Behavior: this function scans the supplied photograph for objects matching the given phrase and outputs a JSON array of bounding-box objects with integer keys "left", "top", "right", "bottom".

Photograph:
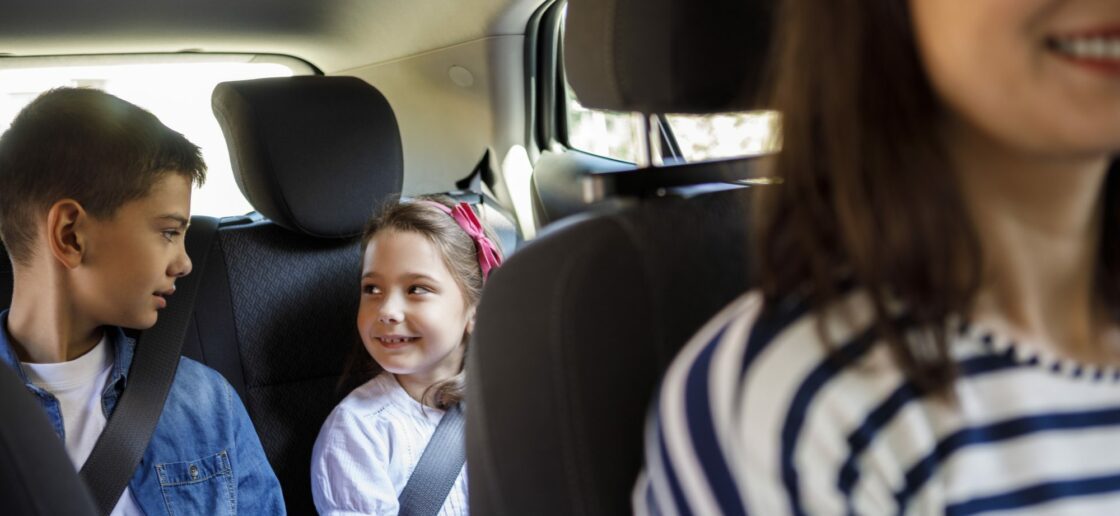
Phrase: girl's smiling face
[
  {"left": 910, "top": 0, "right": 1120, "bottom": 158},
  {"left": 357, "top": 229, "right": 474, "bottom": 393}
]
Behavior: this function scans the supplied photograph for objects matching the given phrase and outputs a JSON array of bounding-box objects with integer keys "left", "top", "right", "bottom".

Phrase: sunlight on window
[
  {"left": 566, "top": 88, "right": 643, "bottom": 163},
  {"left": 666, "top": 112, "right": 780, "bottom": 162},
  {"left": 0, "top": 56, "right": 308, "bottom": 217},
  {"left": 565, "top": 83, "right": 779, "bottom": 164}
]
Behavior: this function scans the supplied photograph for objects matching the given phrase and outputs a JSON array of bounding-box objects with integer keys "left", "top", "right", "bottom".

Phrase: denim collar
[{"left": 0, "top": 309, "right": 135, "bottom": 389}]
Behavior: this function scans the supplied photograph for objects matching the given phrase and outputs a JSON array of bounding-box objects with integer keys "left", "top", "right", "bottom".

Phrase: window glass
[
  {"left": 666, "top": 112, "right": 780, "bottom": 162},
  {"left": 0, "top": 55, "right": 311, "bottom": 217},
  {"left": 564, "top": 85, "right": 643, "bottom": 163},
  {"left": 564, "top": 82, "right": 780, "bottom": 164}
]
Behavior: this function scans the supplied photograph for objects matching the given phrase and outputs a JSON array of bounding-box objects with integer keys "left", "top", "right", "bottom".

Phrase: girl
[
  {"left": 311, "top": 196, "right": 502, "bottom": 515},
  {"left": 638, "top": 0, "right": 1120, "bottom": 514}
]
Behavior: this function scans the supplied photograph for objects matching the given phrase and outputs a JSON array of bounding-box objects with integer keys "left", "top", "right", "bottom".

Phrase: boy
[{"left": 0, "top": 88, "right": 284, "bottom": 514}]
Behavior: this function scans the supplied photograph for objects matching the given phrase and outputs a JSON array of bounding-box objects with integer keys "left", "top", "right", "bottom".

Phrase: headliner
[{"left": 0, "top": 0, "right": 545, "bottom": 72}]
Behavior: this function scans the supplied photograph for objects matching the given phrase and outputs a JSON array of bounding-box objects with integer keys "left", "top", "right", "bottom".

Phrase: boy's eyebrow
[{"left": 156, "top": 214, "right": 190, "bottom": 228}]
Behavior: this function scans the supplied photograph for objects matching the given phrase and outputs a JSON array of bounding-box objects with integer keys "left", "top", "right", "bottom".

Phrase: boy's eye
[{"left": 161, "top": 230, "right": 181, "bottom": 242}]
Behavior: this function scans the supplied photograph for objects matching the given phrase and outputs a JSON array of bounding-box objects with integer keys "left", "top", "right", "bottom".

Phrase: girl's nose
[
  {"left": 378, "top": 306, "right": 403, "bottom": 324},
  {"left": 378, "top": 312, "right": 400, "bottom": 324}
]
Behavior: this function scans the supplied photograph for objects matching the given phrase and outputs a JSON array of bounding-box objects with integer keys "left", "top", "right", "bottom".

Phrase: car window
[
  {"left": 665, "top": 112, "right": 780, "bottom": 162},
  {"left": 0, "top": 54, "right": 312, "bottom": 217},
  {"left": 564, "top": 85, "right": 645, "bottom": 163},
  {"left": 562, "top": 74, "right": 779, "bottom": 165}
]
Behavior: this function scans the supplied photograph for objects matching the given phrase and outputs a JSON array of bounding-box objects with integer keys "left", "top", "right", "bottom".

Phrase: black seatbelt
[
  {"left": 454, "top": 150, "right": 521, "bottom": 232},
  {"left": 78, "top": 216, "right": 219, "bottom": 515},
  {"left": 454, "top": 151, "right": 491, "bottom": 193},
  {"left": 398, "top": 403, "right": 467, "bottom": 516}
]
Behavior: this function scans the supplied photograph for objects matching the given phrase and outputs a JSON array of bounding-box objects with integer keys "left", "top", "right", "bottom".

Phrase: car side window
[
  {"left": 563, "top": 86, "right": 645, "bottom": 163},
  {"left": 546, "top": 1, "right": 780, "bottom": 166},
  {"left": 665, "top": 112, "right": 780, "bottom": 162}
]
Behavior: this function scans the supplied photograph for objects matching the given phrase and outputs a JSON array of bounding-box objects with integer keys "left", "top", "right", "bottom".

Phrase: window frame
[{"left": 531, "top": 1, "right": 683, "bottom": 164}]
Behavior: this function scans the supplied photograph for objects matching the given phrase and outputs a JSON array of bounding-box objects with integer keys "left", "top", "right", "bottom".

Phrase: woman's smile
[{"left": 1048, "top": 27, "right": 1120, "bottom": 75}]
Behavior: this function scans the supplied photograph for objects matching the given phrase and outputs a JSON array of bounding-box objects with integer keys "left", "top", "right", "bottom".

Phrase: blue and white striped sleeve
[
  {"left": 634, "top": 293, "right": 764, "bottom": 515},
  {"left": 634, "top": 291, "right": 894, "bottom": 515}
]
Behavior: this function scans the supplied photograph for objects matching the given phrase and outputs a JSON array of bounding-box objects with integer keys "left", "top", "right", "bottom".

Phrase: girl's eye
[
  {"left": 362, "top": 284, "right": 381, "bottom": 295},
  {"left": 409, "top": 285, "right": 433, "bottom": 295}
]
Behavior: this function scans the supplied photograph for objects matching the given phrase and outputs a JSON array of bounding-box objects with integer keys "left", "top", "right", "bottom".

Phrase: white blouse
[{"left": 311, "top": 372, "right": 468, "bottom": 515}]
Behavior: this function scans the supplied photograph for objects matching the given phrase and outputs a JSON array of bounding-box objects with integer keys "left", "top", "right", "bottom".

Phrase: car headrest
[
  {"left": 564, "top": 0, "right": 775, "bottom": 114},
  {"left": 212, "top": 76, "right": 403, "bottom": 238}
]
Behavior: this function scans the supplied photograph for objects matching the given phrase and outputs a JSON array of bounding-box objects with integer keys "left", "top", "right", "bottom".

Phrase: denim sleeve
[{"left": 226, "top": 381, "right": 287, "bottom": 515}]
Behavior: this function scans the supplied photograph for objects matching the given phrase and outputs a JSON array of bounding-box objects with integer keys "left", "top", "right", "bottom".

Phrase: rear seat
[
  {"left": 191, "top": 75, "right": 404, "bottom": 513},
  {"left": 0, "top": 75, "right": 521, "bottom": 514},
  {"left": 202, "top": 75, "right": 521, "bottom": 513}
]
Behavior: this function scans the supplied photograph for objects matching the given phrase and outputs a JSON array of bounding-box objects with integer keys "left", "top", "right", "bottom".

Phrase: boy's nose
[{"left": 171, "top": 253, "right": 193, "bottom": 278}]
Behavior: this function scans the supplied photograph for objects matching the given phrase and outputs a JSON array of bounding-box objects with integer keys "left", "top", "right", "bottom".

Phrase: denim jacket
[{"left": 0, "top": 310, "right": 285, "bottom": 515}]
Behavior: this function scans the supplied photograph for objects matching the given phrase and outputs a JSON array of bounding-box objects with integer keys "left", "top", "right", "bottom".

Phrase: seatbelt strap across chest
[{"left": 398, "top": 403, "right": 467, "bottom": 516}]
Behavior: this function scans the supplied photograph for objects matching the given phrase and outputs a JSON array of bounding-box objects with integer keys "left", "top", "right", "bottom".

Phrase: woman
[{"left": 637, "top": 0, "right": 1120, "bottom": 513}]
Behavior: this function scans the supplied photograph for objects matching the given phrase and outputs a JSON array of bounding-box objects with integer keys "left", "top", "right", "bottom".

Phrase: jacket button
[{"left": 189, "top": 465, "right": 199, "bottom": 479}]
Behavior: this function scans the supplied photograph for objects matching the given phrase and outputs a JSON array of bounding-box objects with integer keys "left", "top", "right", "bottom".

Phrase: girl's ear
[{"left": 465, "top": 305, "right": 477, "bottom": 335}]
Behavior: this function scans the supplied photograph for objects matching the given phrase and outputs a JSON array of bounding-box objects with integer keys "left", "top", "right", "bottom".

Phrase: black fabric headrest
[
  {"left": 564, "top": 0, "right": 775, "bottom": 114},
  {"left": 212, "top": 76, "right": 403, "bottom": 238}
]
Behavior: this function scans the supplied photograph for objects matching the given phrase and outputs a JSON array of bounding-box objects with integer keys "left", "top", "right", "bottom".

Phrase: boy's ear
[{"left": 46, "top": 199, "right": 87, "bottom": 270}]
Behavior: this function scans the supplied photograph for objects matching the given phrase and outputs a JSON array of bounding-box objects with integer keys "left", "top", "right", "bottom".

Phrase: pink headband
[{"left": 421, "top": 201, "right": 503, "bottom": 281}]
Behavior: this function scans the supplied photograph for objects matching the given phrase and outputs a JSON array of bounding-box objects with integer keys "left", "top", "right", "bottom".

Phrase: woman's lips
[{"left": 1047, "top": 32, "right": 1120, "bottom": 75}]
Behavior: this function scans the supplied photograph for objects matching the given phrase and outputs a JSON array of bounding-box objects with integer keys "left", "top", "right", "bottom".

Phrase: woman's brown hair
[
  {"left": 756, "top": 0, "right": 1120, "bottom": 392},
  {"left": 338, "top": 195, "right": 503, "bottom": 409}
]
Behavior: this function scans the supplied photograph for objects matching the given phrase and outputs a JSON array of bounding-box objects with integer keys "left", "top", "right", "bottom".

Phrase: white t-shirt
[
  {"left": 23, "top": 337, "right": 143, "bottom": 516},
  {"left": 311, "top": 372, "right": 469, "bottom": 515}
]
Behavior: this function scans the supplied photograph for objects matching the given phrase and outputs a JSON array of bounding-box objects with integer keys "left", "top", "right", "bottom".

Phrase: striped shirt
[
  {"left": 311, "top": 372, "right": 468, "bottom": 515},
  {"left": 635, "top": 291, "right": 1120, "bottom": 515}
]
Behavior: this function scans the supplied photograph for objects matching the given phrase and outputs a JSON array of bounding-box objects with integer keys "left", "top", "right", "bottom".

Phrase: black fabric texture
[
  {"left": 564, "top": 0, "right": 775, "bottom": 113},
  {"left": 181, "top": 219, "right": 249, "bottom": 401},
  {"left": 468, "top": 186, "right": 758, "bottom": 515},
  {"left": 218, "top": 220, "right": 361, "bottom": 514},
  {"left": 0, "top": 359, "right": 98, "bottom": 515},
  {"left": 211, "top": 76, "right": 403, "bottom": 238}
]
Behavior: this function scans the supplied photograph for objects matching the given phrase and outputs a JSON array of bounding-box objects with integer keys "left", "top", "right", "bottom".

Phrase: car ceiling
[{"left": 0, "top": 0, "right": 546, "bottom": 73}]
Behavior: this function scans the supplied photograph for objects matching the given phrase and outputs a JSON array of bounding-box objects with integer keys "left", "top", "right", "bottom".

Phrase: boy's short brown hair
[{"left": 0, "top": 87, "right": 207, "bottom": 265}]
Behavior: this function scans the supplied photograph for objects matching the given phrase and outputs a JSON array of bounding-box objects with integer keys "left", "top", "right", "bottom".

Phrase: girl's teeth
[{"left": 382, "top": 337, "right": 415, "bottom": 343}]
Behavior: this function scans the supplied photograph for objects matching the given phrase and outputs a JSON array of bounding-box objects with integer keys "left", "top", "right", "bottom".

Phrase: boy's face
[{"left": 70, "top": 174, "right": 193, "bottom": 330}]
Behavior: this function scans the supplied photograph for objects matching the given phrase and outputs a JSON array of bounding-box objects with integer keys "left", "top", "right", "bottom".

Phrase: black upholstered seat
[
  {"left": 195, "top": 75, "right": 405, "bottom": 514},
  {"left": 466, "top": 0, "right": 775, "bottom": 513},
  {"left": 0, "top": 354, "right": 98, "bottom": 515}
]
